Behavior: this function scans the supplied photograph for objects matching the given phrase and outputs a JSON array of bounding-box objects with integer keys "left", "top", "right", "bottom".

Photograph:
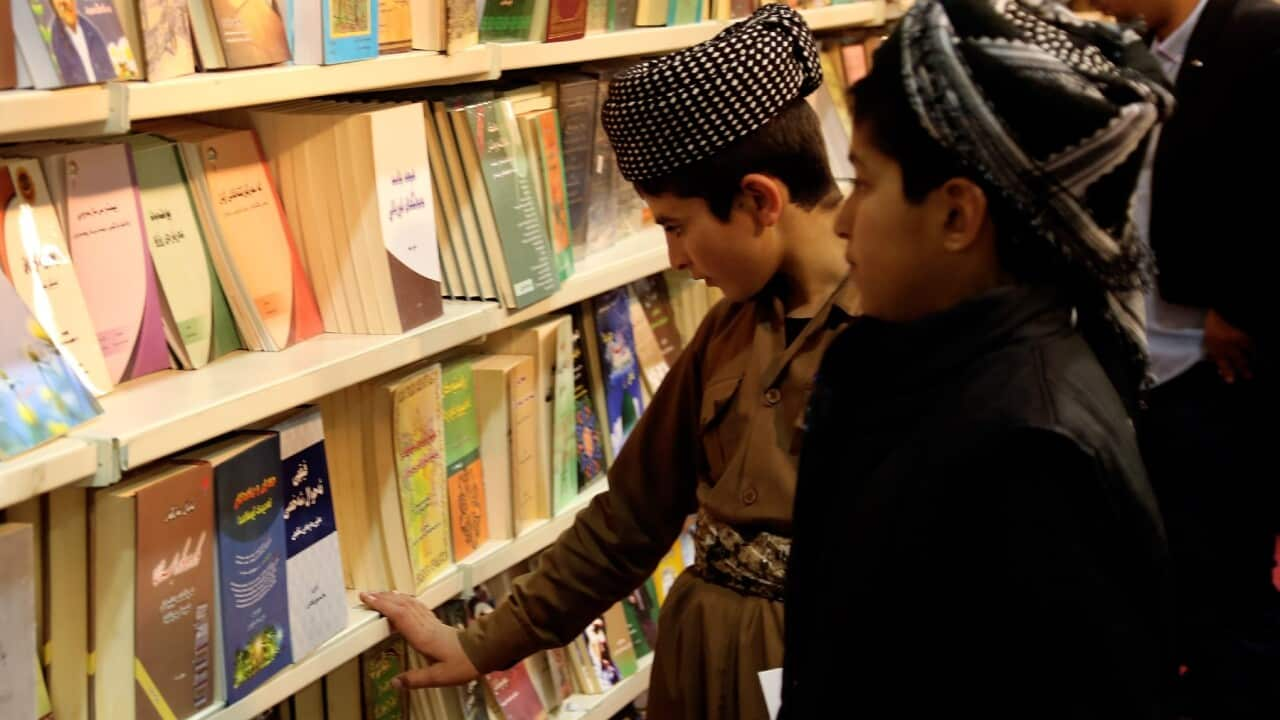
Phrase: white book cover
[
  {"left": 0, "top": 524, "right": 36, "bottom": 720},
  {"left": 270, "top": 407, "right": 350, "bottom": 660}
]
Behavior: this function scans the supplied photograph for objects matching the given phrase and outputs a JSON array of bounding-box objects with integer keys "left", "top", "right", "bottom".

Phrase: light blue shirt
[{"left": 1134, "top": 0, "right": 1210, "bottom": 386}]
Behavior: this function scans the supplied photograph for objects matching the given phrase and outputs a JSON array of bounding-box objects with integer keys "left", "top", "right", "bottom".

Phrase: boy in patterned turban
[
  {"left": 783, "top": 0, "right": 1176, "bottom": 716},
  {"left": 363, "top": 6, "right": 862, "bottom": 718}
]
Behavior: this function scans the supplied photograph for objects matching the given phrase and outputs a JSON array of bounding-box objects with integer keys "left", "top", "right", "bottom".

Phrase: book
[
  {"left": 551, "top": 75, "right": 597, "bottom": 262},
  {"left": 607, "top": 0, "right": 634, "bottom": 29},
  {"left": 629, "top": 275, "right": 683, "bottom": 366},
  {"left": 0, "top": 159, "right": 115, "bottom": 396},
  {"left": 478, "top": 0, "right": 536, "bottom": 41},
  {"left": 0, "top": 0, "right": 15, "bottom": 88},
  {"left": 14, "top": 0, "right": 138, "bottom": 87},
  {"left": 570, "top": 310, "right": 606, "bottom": 491},
  {"left": 519, "top": 110, "right": 574, "bottom": 283},
  {"left": 444, "top": 0, "right": 476, "bottom": 51},
  {"left": 626, "top": 284, "right": 670, "bottom": 394},
  {"left": 210, "top": 0, "right": 290, "bottom": 68},
  {"left": 378, "top": 0, "right": 410, "bottom": 51},
  {"left": 91, "top": 461, "right": 216, "bottom": 720},
  {"left": 0, "top": 273, "right": 100, "bottom": 459},
  {"left": 0, "top": 524, "right": 36, "bottom": 720},
  {"left": 443, "top": 358, "right": 489, "bottom": 560},
  {"left": 621, "top": 582, "right": 658, "bottom": 656},
  {"left": 138, "top": 0, "right": 196, "bottom": 80},
  {"left": 437, "top": 600, "right": 491, "bottom": 720},
  {"left": 323, "top": 0, "right": 378, "bottom": 62},
  {"left": 62, "top": 143, "right": 172, "bottom": 383},
  {"left": 469, "top": 583, "right": 548, "bottom": 719},
  {"left": 582, "top": 615, "right": 619, "bottom": 689},
  {"left": 254, "top": 406, "right": 349, "bottom": 661},
  {"left": 544, "top": 0, "right": 585, "bottom": 41},
  {"left": 602, "top": 602, "right": 637, "bottom": 678},
  {"left": 472, "top": 354, "right": 540, "bottom": 537},
  {"left": 586, "top": 289, "right": 644, "bottom": 459},
  {"left": 361, "top": 636, "right": 407, "bottom": 720},
  {"left": 127, "top": 135, "right": 245, "bottom": 369},
  {"left": 177, "top": 433, "right": 293, "bottom": 704}
]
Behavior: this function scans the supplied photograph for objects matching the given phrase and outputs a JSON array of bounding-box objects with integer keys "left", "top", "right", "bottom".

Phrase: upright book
[
  {"left": 442, "top": 358, "right": 489, "bottom": 560},
  {"left": 12, "top": 0, "right": 138, "bottom": 87},
  {"left": 570, "top": 310, "right": 606, "bottom": 490},
  {"left": 583, "top": 289, "right": 644, "bottom": 460},
  {"left": 0, "top": 524, "right": 36, "bottom": 720},
  {"left": 361, "top": 635, "right": 407, "bottom": 720},
  {"left": 209, "top": 0, "right": 290, "bottom": 68},
  {"left": 471, "top": 354, "right": 540, "bottom": 537},
  {"left": 91, "top": 461, "right": 217, "bottom": 720},
  {"left": 177, "top": 433, "right": 293, "bottom": 704}
]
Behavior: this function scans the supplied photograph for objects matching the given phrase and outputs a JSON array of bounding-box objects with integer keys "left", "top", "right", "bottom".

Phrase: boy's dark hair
[{"left": 634, "top": 99, "right": 838, "bottom": 222}]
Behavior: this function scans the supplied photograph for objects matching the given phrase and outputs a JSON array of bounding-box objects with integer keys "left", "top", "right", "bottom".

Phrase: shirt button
[
  {"left": 763, "top": 388, "right": 782, "bottom": 407},
  {"left": 742, "top": 487, "right": 759, "bottom": 505}
]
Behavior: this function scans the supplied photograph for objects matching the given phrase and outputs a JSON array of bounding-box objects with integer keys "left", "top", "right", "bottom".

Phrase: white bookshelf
[
  {"left": 497, "top": 23, "right": 723, "bottom": 71},
  {"left": 0, "top": 438, "right": 98, "bottom": 511},
  {"left": 555, "top": 654, "right": 655, "bottom": 720}
]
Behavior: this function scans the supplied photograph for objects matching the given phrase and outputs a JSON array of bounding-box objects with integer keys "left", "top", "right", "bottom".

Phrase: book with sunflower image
[{"left": 0, "top": 272, "right": 99, "bottom": 460}]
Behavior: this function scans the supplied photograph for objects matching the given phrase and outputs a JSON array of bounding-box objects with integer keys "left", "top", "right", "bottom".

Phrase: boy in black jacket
[{"left": 781, "top": 0, "right": 1176, "bottom": 717}]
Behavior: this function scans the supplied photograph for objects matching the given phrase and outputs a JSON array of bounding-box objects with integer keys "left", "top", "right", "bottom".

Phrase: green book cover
[
  {"left": 552, "top": 317, "right": 578, "bottom": 514},
  {"left": 361, "top": 636, "right": 407, "bottom": 720},
  {"left": 126, "top": 135, "right": 243, "bottom": 365},
  {"left": 464, "top": 100, "right": 560, "bottom": 308},
  {"left": 443, "top": 359, "right": 489, "bottom": 559},
  {"left": 479, "top": 0, "right": 537, "bottom": 41}
]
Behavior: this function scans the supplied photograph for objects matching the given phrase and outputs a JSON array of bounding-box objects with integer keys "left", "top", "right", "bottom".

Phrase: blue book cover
[
  {"left": 592, "top": 289, "right": 644, "bottom": 457},
  {"left": 207, "top": 434, "right": 293, "bottom": 704},
  {"left": 323, "top": 0, "right": 379, "bottom": 63},
  {"left": 262, "top": 407, "right": 349, "bottom": 661},
  {"left": 571, "top": 311, "right": 605, "bottom": 491}
]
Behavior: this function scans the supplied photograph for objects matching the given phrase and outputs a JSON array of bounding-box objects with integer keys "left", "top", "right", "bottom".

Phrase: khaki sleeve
[{"left": 457, "top": 303, "right": 726, "bottom": 672}]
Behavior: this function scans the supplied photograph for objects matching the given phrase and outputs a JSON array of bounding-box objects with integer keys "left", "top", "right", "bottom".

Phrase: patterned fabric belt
[{"left": 692, "top": 508, "right": 791, "bottom": 602}]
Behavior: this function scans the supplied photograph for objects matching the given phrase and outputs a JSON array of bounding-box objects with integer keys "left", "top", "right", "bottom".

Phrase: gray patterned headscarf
[{"left": 897, "top": 0, "right": 1174, "bottom": 375}]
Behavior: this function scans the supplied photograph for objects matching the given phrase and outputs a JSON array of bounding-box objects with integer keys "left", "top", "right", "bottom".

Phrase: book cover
[
  {"left": 626, "top": 285, "right": 669, "bottom": 393},
  {"left": 203, "top": 434, "right": 293, "bottom": 704},
  {"left": 0, "top": 273, "right": 100, "bottom": 460},
  {"left": 665, "top": 0, "right": 696, "bottom": 24},
  {"left": 584, "top": 0, "right": 605, "bottom": 33},
  {"left": 0, "top": 160, "right": 114, "bottom": 396},
  {"left": 63, "top": 143, "right": 171, "bottom": 383},
  {"left": 478, "top": 0, "right": 536, "bottom": 41},
  {"left": 323, "top": 0, "right": 377, "bottom": 62},
  {"left": 438, "top": 600, "right": 491, "bottom": 720},
  {"left": 468, "top": 584, "right": 547, "bottom": 720},
  {"left": 582, "top": 615, "right": 619, "bottom": 689},
  {"left": 552, "top": 75, "right": 597, "bottom": 262},
  {"left": 544, "top": 0, "right": 584, "bottom": 41},
  {"left": 0, "top": 524, "right": 35, "bottom": 720},
  {"left": 445, "top": 0, "right": 477, "bottom": 52},
  {"left": 527, "top": 110, "right": 574, "bottom": 282},
  {"left": 266, "top": 407, "right": 349, "bottom": 661},
  {"left": 210, "top": 0, "right": 290, "bottom": 68},
  {"left": 28, "top": 0, "right": 139, "bottom": 85},
  {"left": 361, "top": 635, "right": 407, "bottom": 720},
  {"left": 134, "top": 462, "right": 216, "bottom": 720},
  {"left": 550, "top": 317, "right": 576, "bottom": 514},
  {"left": 591, "top": 288, "right": 644, "bottom": 457},
  {"left": 621, "top": 583, "right": 657, "bottom": 657},
  {"left": 602, "top": 602, "right": 637, "bottom": 678},
  {"left": 506, "top": 356, "right": 539, "bottom": 533},
  {"left": 1, "top": 0, "right": 18, "bottom": 88},
  {"left": 570, "top": 311, "right": 605, "bottom": 491},
  {"left": 635, "top": 0, "right": 665, "bottom": 25},
  {"left": 607, "top": 0, "right": 634, "bottom": 29},
  {"left": 442, "top": 359, "right": 489, "bottom": 560},
  {"left": 197, "top": 129, "right": 323, "bottom": 350},
  {"left": 377, "top": 0, "right": 409, "bottom": 51},
  {"left": 629, "top": 275, "right": 683, "bottom": 367},
  {"left": 390, "top": 364, "right": 453, "bottom": 589},
  {"left": 139, "top": 0, "right": 195, "bottom": 80},
  {"left": 369, "top": 104, "right": 445, "bottom": 331},
  {"left": 463, "top": 100, "right": 560, "bottom": 308}
]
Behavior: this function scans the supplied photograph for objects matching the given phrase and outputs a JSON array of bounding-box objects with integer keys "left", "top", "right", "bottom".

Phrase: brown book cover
[
  {"left": 134, "top": 463, "right": 216, "bottom": 720},
  {"left": 545, "top": 0, "right": 586, "bottom": 42},
  {"left": 552, "top": 75, "right": 599, "bottom": 261},
  {"left": 0, "top": 0, "right": 16, "bottom": 88},
  {"left": 378, "top": 0, "right": 412, "bottom": 52},
  {"left": 630, "top": 275, "right": 683, "bottom": 367},
  {"left": 210, "top": 0, "right": 290, "bottom": 68}
]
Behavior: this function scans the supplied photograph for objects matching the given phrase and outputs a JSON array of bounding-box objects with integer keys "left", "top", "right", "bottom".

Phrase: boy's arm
[{"left": 456, "top": 304, "right": 720, "bottom": 673}]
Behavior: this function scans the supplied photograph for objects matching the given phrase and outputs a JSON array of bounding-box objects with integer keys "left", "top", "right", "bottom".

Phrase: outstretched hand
[{"left": 359, "top": 591, "right": 481, "bottom": 689}]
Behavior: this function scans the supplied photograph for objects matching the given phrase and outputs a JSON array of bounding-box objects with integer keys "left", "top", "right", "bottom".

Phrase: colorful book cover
[
  {"left": 0, "top": 160, "right": 114, "bottom": 396},
  {"left": 582, "top": 615, "right": 619, "bottom": 689},
  {"left": 621, "top": 582, "right": 658, "bottom": 656},
  {"left": 551, "top": 318, "right": 576, "bottom": 514},
  {"left": 28, "top": 0, "right": 139, "bottom": 85},
  {"left": 438, "top": 600, "right": 491, "bottom": 720},
  {"left": 553, "top": 75, "right": 597, "bottom": 262},
  {"left": 544, "top": 0, "right": 584, "bottom": 41},
  {"left": 626, "top": 285, "right": 670, "bottom": 393},
  {"left": 209, "top": 0, "right": 290, "bottom": 68},
  {"left": 570, "top": 311, "right": 605, "bottom": 491},
  {"left": 0, "top": 524, "right": 36, "bottom": 720},
  {"left": 529, "top": 110, "right": 574, "bottom": 282},
  {"left": 468, "top": 584, "right": 547, "bottom": 720},
  {"left": 63, "top": 143, "right": 171, "bottom": 383},
  {"left": 377, "top": 0, "right": 409, "bottom": 51},
  {"left": 463, "top": 100, "right": 560, "bottom": 308},
  {"left": 0, "top": 274, "right": 99, "bottom": 459},
  {"left": 139, "top": 0, "right": 195, "bottom": 80},
  {"left": 267, "top": 407, "right": 348, "bottom": 661},
  {"left": 197, "top": 129, "right": 323, "bottom": 350},
  {"left": 478, "top": 0, "right": 536, "bottom": 41},
  {"left": 607, "top": 0, "right": 635, "bottom": 29},
  {"left": 591, "top": 288, "right": 644, "bottom": 457},
  {"left": 630, "top": 275, "right": 683, "bottom": 366},
  {"left": 369, "top": 104, "right": 445, "bottom": 331},
  {"left": 443, "top": 359, "right": 489, "bottom": 560},
  {"left": 651, "top": 531, "right": 684, "bottom": 607},
  {"left": 361, "top": 636, "right": 407, "bottom": 720},
  {"left": 445, "top": 0, "right": 477, "bottom": 52},
  {"left": 134, "top": 462, "right": 216, "bottom": 720},
  {"left": 390, "top": 364, "right": 452, "bottom": 589},
  {"left": 129, "top": 136, "right": 244, "bottom": 369},
  {"left": 323, "top": 0, "right": 377, "bottom": 62},
  {"left": 205, "top": 434, "right": 293, "bottom": 704},
  {"left": 602, "top": 602, "right": 637, "bottom": 678},
  {"left": 665, "top": 0, "right": 697, "bottom": 24}
]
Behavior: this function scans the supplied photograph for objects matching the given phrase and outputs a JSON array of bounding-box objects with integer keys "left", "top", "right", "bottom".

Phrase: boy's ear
[
  {"left": 937, "top": 177, "right": 989, "bottom": 253},
  {"left": 740, "top": 173, "right": 786, "bottom": 227}
]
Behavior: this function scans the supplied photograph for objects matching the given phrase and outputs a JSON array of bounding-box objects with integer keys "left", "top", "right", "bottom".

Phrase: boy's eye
[{"left": 662, "top": 225, "right": 682, "bottom": 236}]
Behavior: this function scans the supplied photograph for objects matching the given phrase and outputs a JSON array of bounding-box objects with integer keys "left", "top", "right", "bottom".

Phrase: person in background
[
  {"left": 361, "top": 6, "right": 858, "bottom": 718},
  {"left": 782, "top": 0, "right": 1176, "bottom": 716},
  {"left": 1089, "top": 0, "right": 1280, "bottom": 713}
]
